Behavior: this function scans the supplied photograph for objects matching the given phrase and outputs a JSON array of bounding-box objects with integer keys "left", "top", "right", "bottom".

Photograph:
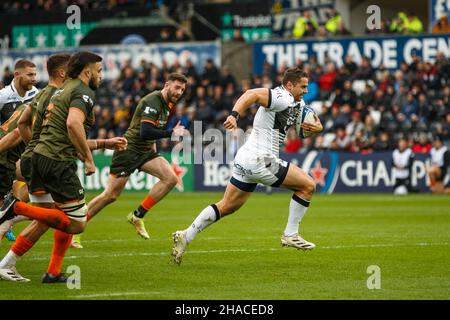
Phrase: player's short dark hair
[
  {"left": 47, "top": 53, "right": 71, "bottom": 78},
  {"left": 167, "top": 73, "right": 188, "bottom": 84},
  {"left": 67, "top": 51, "right": 102, "bottom": 79},
  {"left": 14, "top": 59, "right": 36, "bottom": 70},
  {"left": 282, "top": 67, "right": 308, "bottom": 86}
]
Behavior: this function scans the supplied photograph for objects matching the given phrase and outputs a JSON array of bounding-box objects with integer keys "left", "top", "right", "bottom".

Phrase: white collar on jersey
[{"left": 280, "top": 84, "right": 300, "bottom": 102}]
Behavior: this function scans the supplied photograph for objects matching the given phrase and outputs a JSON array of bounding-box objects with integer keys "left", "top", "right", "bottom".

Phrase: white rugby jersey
[
  {"left": 0, "top": 81, "right": 38, "bottom": 124},
  {"left": 430, "top": 146, "right": 449, "bottom": 167},
  {"left": 244, "top": 86, "right": 305, "bottom": 156},
  {"left": 392, "top": 148, "right": 413, "bottom": 179}
]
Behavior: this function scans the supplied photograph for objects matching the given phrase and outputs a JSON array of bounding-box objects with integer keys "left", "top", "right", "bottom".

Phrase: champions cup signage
[
  {"left": 253, "top": 34, "right": 450, "bottom": 74},
  {"left": 195, "top": 151, "right": 444, "bottom": 193}
]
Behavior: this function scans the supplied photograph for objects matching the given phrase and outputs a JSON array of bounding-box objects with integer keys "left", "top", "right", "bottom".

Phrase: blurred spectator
[
  {"left": 412, "top": 134, "right": 432, "bottom": 153},
  {"left": 330, "top": 125, "right": 352, "bottom": 151},
  {"left": 336, "top": 18, "right": 351, "bottom": 35},
  {"left": 346, "top": 111, "right": 364, "bottom": 137},
  {"left": 373, "top": 131, "right": 395, "bottom": 151},
  {"left": 392, "top": 137, "right": 416, "bottom": 194},
  {"left": 292, "top": 10, "right": 319, "bottom": 39},
  {"left": 333, "top": 80, "right": 357, "bottom": 107},
  {"left": 284, "top": 127, "right": 302, "bottom": 153},
  {"left": 201, "top": 59, "right": 220, "bottom": 86},
  {"left": 318, "top": 62, "right": 337, "bottom": 100},
  {"left": 344, "top": 55, "right": 357, "bottom": 75},
  {"left": 354, "top": 56, "right": 373, "bottom": 80},
  {"left": 174, "top": 28, "right": 190, "bottom": 42},
  {"left": 432, "top": 15, "right": 450, "bottom": 33},
  {"left": 390, "top": 12, "right": 424, "bottom": 34},
  {"left": 303, "top": 80, "right": 319, "bottom": 103},
  {"left": 325, "top": 9, "right": 342, "bottom": 35},
  {"left": 427, "top": 135, "right": 450, "bottom": 193},
  {"left": 2, "top": 67, "right": 13, "bottom": 85},
  {"left": 229, "top": 29, "right": 245, "bottom": 42},
  {"left": 155, "top": 28, "right": 173, "bottom": 42},
  {"left": 168, "top": 104, "right": 190, "bottom": 130}
]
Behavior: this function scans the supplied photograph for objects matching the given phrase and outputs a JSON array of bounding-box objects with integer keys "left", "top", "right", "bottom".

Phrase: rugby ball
[{"left": 295, "top": 105, "right": 317, "bottom": 139}]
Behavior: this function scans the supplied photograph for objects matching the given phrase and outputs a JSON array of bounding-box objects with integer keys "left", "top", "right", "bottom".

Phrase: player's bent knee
[
  {"left": 66, "top": 222, "right": 87, "bottom": 234},
  {"left": 298, "top": 177, "right": 316, "bottom": 196},
  {"left": 307, "top": 179, "right": 316, "bottom": 195},
  {"left": 164, "top": 173, "right": 178, "bottom": 189},
  {"left": 59, "top": 203, "right": 88, "bottom": 231}
]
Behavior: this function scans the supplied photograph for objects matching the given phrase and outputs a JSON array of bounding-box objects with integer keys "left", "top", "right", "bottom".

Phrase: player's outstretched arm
[
  {"left": 17, "top": 103, "right": 33, "bottom": 143},
  {"left": 0, "top": 128, "right": 22, "bottom": 153},
  {"left": 86, "top": 137, "right": 128, "bottom": 151},
  {"left": 224, "top": 88, "right": 269, "bottom": 130},
  {"left": 140, "top": 120, "right": 186, "bottom": 140}
]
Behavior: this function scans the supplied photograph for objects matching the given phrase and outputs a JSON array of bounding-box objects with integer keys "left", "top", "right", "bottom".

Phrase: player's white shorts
[{"left": 230, "top": 146, "right": 290, "bottom": 192}]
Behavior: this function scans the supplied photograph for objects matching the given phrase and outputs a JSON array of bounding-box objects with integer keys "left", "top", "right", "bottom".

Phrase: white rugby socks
[
  {"left": 186, "top": 204, "right": 221, "bottom": 243},
  {"left": 0, "top": 250, "right": 19, "bottom": 269},
  {"left": 283, "top": 194, "right": 310, "bottom": 236}
]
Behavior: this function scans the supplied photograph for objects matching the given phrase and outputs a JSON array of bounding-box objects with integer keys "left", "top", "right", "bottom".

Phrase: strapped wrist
[{"left": 230, "top": 111, "right": 240, "bottom": 121}]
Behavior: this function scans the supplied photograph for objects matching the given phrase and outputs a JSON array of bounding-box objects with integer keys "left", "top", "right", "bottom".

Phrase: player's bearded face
[
  {"left": 18, "top": 67, "right": 37, "bottom": 91},
  {"left": 88, "top": 62, "right": 103, "bottom": 90},
  {"left": 167, "top": 81, "right": 186, "bottom": 103}
]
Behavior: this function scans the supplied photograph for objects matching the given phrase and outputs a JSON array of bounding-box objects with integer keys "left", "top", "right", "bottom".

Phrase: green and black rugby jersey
[
  {"left": 21, "top": 85, "right": 58, "bottom": 159},
  {"left": 33, "top": 78, "right": 95, "bottom": 161},
  {"left": 124, "top": 90, "right": 173, "bottom": 153},
  {"left": 0, "top": 104, "right": 26, "bottom": 169}
]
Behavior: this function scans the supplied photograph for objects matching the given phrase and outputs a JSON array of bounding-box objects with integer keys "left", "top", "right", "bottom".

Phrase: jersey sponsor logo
[
  {"left": 144, "top": 106, "right": 158, "bottom": 114},
  {"left": 52, "top": 89, "right": 64, "bottom": 98},
  {"left": 82, "top": 95, "right": 94, "bottom": 106},
  {"left": 234, "top": 163, "right": 253, "bottom": 176},
  {"left": 275, "top": 87, "right": 283, "bottom": 100}
]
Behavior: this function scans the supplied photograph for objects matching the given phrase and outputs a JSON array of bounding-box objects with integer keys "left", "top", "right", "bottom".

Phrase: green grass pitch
[{"left": 0, "top": 192, "right": 449, "bottom": 300}]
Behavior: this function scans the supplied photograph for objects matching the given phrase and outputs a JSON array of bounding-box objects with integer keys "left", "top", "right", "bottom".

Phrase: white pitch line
[
  {"left": 71, "top": 292, "right": 160, "bottom": 298},
  {"left": 39, "top": 236, "right": 242, "bottom": 245},
  {"left": 26, "top": 242, "right": 449, "bottom": 261}
]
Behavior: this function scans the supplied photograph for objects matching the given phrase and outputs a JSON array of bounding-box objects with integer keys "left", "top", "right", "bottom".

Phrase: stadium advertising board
[
  {"left": 78, "top": 153, "right": 194, "bottom": 192},
  {"left": 195, "top": 151, "right": 445, "bottom": 193},
  {"left": 253, "top": 33, "right": 450, "bottom": 74},
  {"left": 0, "top": 41, "right": 220, "bottom": 82}
]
